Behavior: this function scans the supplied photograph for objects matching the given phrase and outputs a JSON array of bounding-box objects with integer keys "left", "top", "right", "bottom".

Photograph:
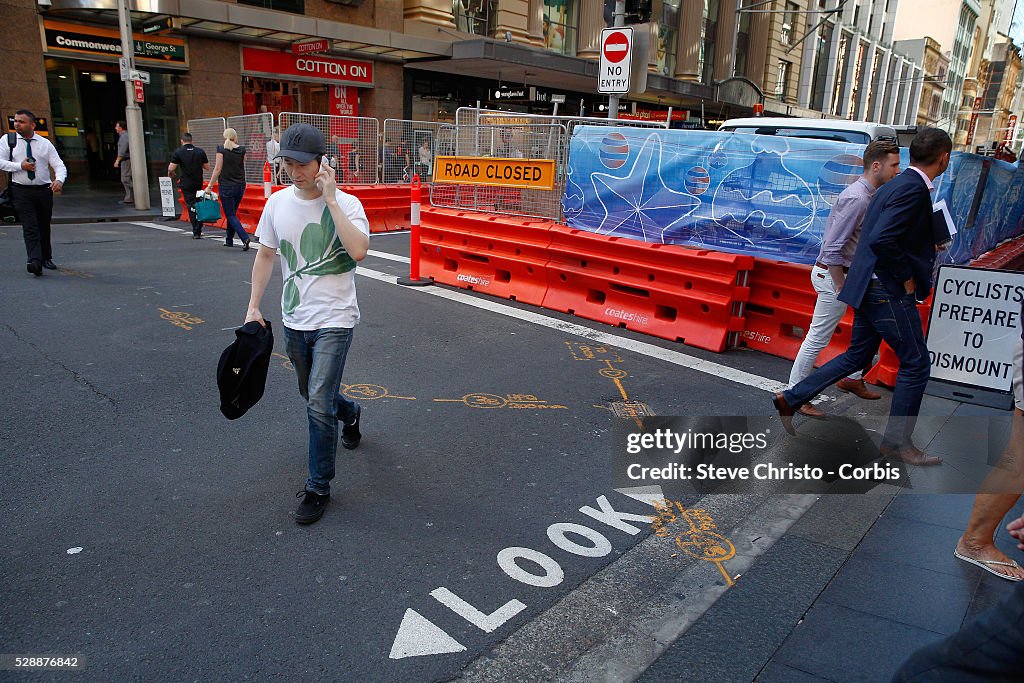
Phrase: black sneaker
[
  {"left": 295, "top": 490, "right": 329, "bottom": 524},
  {"left": 341, "top": 405, "right": 361, "bottom": 450}
]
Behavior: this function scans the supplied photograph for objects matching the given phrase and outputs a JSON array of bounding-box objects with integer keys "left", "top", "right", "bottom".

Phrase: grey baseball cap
[{"left": 276, "top": 123, "right": 325, "bottom": 163}]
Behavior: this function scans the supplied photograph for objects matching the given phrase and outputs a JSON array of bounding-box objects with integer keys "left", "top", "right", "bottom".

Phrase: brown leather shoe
[
  {"left": 881, "top": 444, "right": 943, "bottom": 466},
  {"left": 836, "top": 378, "right": 882, "bottom": 400},
  {"left": 799, "top": 403, "right": 827, "bottom": 419},
  {"left": 772, "top": 392, "right": 797, "bottom": 435}
]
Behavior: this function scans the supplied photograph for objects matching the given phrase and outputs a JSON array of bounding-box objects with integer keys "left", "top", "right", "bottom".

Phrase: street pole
[
  {"left": 117, "top": 0, "right": 150, "bottom": 210},
  {"left": 607, "top": 0, "right": 625, "bottom": 120}
]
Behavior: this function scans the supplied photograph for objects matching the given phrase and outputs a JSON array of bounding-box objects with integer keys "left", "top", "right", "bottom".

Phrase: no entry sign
[{"left": 599, "top": 27, "right": 633, "bottom": 94}]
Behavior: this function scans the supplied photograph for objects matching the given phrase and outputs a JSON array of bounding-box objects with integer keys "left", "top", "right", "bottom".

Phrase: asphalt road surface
[{"left": 3, "top": 220, "right": 830, "bottom": 681}]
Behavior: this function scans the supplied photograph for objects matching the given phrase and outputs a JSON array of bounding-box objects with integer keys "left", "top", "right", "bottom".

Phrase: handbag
[
  {"left": 2, "top": 133, "right": 19, "bottom": 224},
  {"left": 0, "top": 186, "right": 16, "bottom": 224},
  {"left": 194, "top": 191, "right": 222, "bottom": 223}
]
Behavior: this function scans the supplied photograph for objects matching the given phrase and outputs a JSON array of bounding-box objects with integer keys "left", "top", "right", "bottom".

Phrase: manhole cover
[{"left": 608, "top": 400, "right": 653, "bottom": 419}]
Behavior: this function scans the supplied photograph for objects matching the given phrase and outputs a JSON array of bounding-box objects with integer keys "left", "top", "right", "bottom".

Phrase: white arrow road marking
[
  {"left": 429, "top": 587, "right": 526, "bottom": 633},
  {"left": 389, "top": 609, "right": 467, "bottom": 660},
  {"left": 614, "top": 485, "right": 666, "bottom": 507}
]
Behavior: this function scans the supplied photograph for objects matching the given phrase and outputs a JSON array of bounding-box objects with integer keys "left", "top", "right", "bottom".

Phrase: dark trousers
[
  {"left": 180, "top": 186, "right": 202, "bottom": 235},
  {"left": 892, "top": 582, "right": 1024, "bottom": 681},
  {"left": 783, "top": 282, "right": 930, "bottom": 448},
  {"left": 12, "top": 184, "right": 54, "bottom": 264},
  {"left": 219, "top": 181, "right": 249, "bottom": 246}
]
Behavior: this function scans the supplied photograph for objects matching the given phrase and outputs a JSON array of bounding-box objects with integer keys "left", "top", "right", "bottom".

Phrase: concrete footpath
[{"left": 635, "top": 395, "right": 1024, "bottom": 683}]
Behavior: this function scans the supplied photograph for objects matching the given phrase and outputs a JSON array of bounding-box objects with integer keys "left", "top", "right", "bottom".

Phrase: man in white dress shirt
[{"left": 0, "top": 110, "right": 67, "bottom": 276}]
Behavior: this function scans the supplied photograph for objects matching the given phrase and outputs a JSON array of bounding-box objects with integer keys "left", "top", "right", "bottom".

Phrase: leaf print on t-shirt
[{"left": 279, "top": 205, "right": 357, "bottom": 315}]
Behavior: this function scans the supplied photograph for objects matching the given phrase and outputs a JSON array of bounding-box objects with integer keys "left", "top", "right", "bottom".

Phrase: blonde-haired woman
[{"left": 205, "top": 127, "right": 251, "bottom": 250}]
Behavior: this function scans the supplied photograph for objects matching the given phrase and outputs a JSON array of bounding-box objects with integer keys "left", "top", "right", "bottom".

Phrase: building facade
[
  {"left": 893, "top": 37, "right": 949, "bottom": 127},
  {"left": 2, "top": 0, "right": 929, "bottom": 191},
  {"left": 894, "top": 0, "right": 981, "bottom": 142},
  {"left": 791, "top": 0, "right": 922, "bottom": 125}
]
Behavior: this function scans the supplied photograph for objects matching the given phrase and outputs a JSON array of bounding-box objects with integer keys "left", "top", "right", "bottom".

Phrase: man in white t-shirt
[{"left": 244, "top": 123, "right": 370, "bottom": 524}]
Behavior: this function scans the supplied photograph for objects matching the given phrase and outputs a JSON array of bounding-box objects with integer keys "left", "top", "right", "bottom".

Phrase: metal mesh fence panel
[
  {"left": 429, "top": 123, "right": 567, "bottom": 220},
  {"left": 226, "top": 113, "right": 275, "bottom": 185},
  {"left": 456, "top": 107, "right": 668, "bottom": 134},
  {"left": 279, "top": 113, "right": 380, "bottom": 185},
  {"left": 185, "top": 117, "right": 226, "bottom": 183},
  {"left": 381, "top": 119, "right": 445, "bottom": 184}
]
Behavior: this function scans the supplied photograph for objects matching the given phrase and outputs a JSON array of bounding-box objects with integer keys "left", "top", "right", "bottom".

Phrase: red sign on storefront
[
  {"left": 1005, "top": 115, "right": 1017, "bottom": 144},
  {"left": 292, "top": 38, "right": 329, "bottom": 55},
  {"left": 241, "top": 47, "right": 373, "bottom": 86}
]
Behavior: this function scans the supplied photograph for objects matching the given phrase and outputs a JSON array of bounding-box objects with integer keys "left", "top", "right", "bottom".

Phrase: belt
[
  {"left": 14, "top": 183, "right": 51, "bottom": 189},
  {"left": 815, "top": 261, "right": 849, "bottom": 273}
]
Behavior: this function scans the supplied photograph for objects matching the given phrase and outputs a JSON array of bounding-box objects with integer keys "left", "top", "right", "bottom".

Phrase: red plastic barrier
[
  {"left": 970, "top": 235, "right": 1024, "bottom": 270},
  {"left": 740, "top": 259, "right": 854, "bottom": 363},
  {"left": 542, "top": 226, "right": 753, "bottom": 352},
  {"left": 177, "top": 183, "right": 419, "bottom": 234},
  {"left": 418, "top": 208, "right": 553, "bottom": 306}
]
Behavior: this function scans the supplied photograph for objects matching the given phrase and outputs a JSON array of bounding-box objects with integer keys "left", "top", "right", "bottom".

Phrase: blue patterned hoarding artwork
[{"left": 565, "top": 126, "right": 1024, "bottom": 266}]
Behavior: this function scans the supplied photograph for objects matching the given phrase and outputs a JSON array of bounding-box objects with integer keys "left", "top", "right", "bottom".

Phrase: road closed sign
[
  {"left": 925, "top": 265, "right": 1024, "bottom": 408},
  {"left": 599, "top": 28, "right": 633, "bottom": 94}
]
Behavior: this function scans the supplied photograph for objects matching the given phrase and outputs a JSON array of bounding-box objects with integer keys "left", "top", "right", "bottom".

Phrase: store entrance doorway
[{"left": 78, "top": 68, "right": 125, "bottom": 186}]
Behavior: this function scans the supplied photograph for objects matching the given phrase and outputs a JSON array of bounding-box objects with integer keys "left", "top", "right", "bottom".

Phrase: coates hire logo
[
  {"left": 457, "top": 273, "right": 491, "bottom": 286},
  {"left": 605, "top": 308, "right": 648, "bottom": 324}
]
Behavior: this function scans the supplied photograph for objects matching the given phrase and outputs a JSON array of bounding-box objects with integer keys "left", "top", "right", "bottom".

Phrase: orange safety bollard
[
  {"left": 263, "top": 162, "right": 272, "bottom": 199},
  {"left": 398, "top": 175, "right": 431, "bottom": 287}
]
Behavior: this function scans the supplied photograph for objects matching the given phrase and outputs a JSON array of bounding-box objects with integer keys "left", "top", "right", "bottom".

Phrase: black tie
[{"left": 24, "top": 138, "right": 35, "bottom": 181}]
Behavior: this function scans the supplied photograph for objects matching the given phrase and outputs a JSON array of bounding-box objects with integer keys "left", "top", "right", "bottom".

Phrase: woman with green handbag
[{"left": 205, "top": 128, "right": 251, "bottom": 251}]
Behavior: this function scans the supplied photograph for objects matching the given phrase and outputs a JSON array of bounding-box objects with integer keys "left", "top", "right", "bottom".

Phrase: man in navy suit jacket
[{"left": 773, "top": 128, "right": 953, "bottom": 466}]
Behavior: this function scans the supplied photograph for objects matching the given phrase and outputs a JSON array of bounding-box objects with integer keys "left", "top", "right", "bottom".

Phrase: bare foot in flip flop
[{"left": 954, "top": 538, "right": 1024, "bottom": 581}]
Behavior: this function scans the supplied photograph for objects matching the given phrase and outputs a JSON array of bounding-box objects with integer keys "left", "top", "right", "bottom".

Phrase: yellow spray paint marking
[
  {"left": 272, "top": 352, "right": 293, "bottom": 370},
  {"left": 566, "top": 341, "right": 649, "bottom": 428},
  {"left": 433, "top": 393, "right": 568, "bottom": 410},
  {"left": 652, "top": 499, "right": 736, "bottom": 587},
  {"left": 565, "top": 341, "right": 624, "bottom": 363},
  {"left": 158, "top": 308, "right": 203, "bottom": 331},
  {"left": 57, "top": 268, "right": 94, "bottom": 279},
  {"left": 343, "top": 383, "right": 416, "bottom": 401}
]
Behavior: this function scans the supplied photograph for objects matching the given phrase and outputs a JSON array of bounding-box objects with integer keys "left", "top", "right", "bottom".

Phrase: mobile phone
[{"left": 315, "top": 155, "right": 326, "bottom": 190}]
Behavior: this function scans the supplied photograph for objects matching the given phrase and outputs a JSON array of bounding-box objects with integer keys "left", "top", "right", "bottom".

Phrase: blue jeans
[
  {"left": 218, "top": 181, "right": 249, "bottom": 246},
  {"left": 284, "top": 326, "right": 360, "bottom": 495},
  {"left": 783, "top": 282, "right": 930, "bottom": 448}
]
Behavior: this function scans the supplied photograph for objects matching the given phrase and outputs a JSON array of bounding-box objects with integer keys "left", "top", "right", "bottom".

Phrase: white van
[{"left": 718, "top": 117, "right": 900, "bottom": 145}]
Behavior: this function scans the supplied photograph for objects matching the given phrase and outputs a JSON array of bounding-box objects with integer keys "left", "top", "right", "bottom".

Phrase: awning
[{"left": 45, "top": 0, "right": 452, "bottom": 62}]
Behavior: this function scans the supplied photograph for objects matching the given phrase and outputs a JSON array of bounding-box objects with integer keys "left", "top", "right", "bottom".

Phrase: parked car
[{"left": 719, "top": 117, "right": 900, "bottom": 145}]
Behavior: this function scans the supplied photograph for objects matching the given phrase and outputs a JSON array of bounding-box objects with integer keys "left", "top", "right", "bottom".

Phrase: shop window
[
  {"left": 238, "top": 0, "right": 304, "bottom": 15},
  {"left": 781, "top": 2, "right": 797, "bottom": 45},
  {"left": 603, "top": 0, "right": 652, "bottom": 25},
  {"left": 543, "top": 0, "right": 578, "bottom": 55},
  {"left": 700, "top": 0, "right": 718, "bottom": 84},
  {"left": 775, "top": 60, "right": 790, "bottom": 101},
  {"left": 657, "top": 0, "right": 679, "bottom": 76},
  {"left": 454, "top": 0, "right": 497, "bottom": 36}
]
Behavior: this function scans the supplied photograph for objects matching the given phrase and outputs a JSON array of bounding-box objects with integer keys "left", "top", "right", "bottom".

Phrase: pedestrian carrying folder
[{"left": 194, "top": 190, "right": 221, "bottom": 223}]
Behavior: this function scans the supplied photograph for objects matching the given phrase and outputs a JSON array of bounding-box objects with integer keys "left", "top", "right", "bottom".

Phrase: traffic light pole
[{"left": 117, "top": 0, "right": 150, "bottom": 210}]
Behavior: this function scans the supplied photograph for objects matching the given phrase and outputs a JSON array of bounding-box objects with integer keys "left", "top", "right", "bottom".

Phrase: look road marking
[
  {"left": 355, "top": 265, "right": 784, "bottom": 394},
  {"left": 388, "top": 486, "right": 663, "bottom": 660}
]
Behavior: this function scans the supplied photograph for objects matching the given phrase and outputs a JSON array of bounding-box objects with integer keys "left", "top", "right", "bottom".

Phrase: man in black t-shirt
[{"left": 168, "top": 133, "right": 210, "bottom": 238}]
